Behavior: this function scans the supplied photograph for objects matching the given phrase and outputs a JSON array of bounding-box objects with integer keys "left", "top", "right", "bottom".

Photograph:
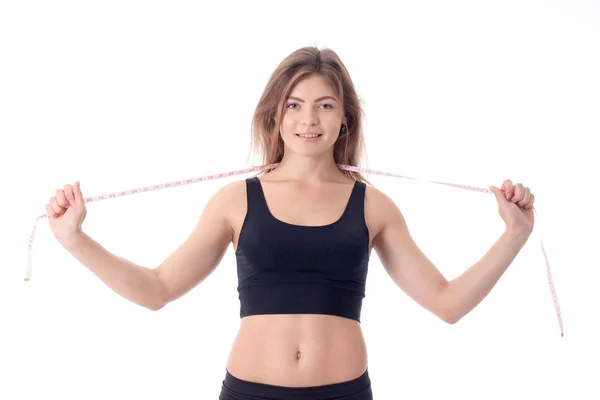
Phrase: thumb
[
  {"left": 73, "top": 181, "right": 84, "bottom": 205},
  {"left": 489, "top": 185, "right": 506, "bottom": 202}
]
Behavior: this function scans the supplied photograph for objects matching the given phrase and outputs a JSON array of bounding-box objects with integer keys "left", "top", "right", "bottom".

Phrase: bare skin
[
  {"left": 148, "top": 74, "right": 455, "bottom": 387},
  {"left": 46, "top": 73, "right": 534, "bottom": 389},
  {"left": 223, "top": 175, "right": 384, "bottom": 387}
]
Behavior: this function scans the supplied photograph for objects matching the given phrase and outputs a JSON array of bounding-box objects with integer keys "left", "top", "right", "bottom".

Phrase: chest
[{"left": 229, "top": 180, "right": 381, "bottom": 254}]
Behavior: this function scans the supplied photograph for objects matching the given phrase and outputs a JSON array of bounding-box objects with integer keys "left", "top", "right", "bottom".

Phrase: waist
[
  {"left": 238, "top": 282, "right": 365, "bottom": 322},
  {"left": 226, "top": 314, "right": 368, "bottom": 387}
]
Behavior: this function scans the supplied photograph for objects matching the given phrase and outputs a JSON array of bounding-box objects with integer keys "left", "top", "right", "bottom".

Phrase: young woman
[{"left": 45, "top": 46, "right": 535, "bottom": 400}]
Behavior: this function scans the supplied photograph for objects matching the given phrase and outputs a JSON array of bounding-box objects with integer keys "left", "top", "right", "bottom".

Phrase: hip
[{"left": 219, "top": 367, "right": 373, "bottom": 400}]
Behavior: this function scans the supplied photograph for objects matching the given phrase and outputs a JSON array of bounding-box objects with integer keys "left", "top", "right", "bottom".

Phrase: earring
[{"left": 341, "top": 124, "right": 347, "bottom": 133}]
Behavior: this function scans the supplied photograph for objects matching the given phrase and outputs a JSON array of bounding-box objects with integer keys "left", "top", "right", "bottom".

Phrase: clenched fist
[{"left": 46, "top": 181, "right": 87, "bottom": 247}]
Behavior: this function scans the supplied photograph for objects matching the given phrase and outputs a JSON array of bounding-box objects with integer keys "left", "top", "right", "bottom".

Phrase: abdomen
[{"left": 225, "top": 314, "right": 368, "bottom": 387}]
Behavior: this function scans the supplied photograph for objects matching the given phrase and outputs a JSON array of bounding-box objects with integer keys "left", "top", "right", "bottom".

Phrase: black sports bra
[{"left": 234, "top": 177, "right": 370, "bottom": 322}]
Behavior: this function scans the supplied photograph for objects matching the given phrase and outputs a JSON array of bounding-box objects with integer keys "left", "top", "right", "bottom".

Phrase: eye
[{"left": 286, "top": 103, "right": 333, "bottom": 109}]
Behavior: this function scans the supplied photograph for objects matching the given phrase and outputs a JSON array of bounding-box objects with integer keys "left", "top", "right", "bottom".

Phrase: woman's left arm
[
  {"left": 438, "top": 228, "right": 530, "bottom": 324},
  {"left": 371, "top": 179, "right": 534, "bottom": 324}
]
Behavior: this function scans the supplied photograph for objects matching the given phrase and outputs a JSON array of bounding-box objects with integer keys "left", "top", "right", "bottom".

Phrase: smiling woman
[
  {"left": 215, "top": 48, "right": 378, "bottom": 397},
  {"left": 277, "top": 79, "right": 352, "bottom": 156},
  {"left": 41, "top": 45, "right": 544, "bottom": 400}
]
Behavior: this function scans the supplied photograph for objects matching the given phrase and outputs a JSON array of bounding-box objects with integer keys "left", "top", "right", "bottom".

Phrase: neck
[{"left": 269, "top": 153, "right": 344, "bottom": 183}]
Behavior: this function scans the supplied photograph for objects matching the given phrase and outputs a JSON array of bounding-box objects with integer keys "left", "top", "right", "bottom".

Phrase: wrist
[
  {"left": 60, "top": 231, "right": 88, "bottom": 252},
  {"left": 504, "top": 226, "right": 531, "bottom": 242}
]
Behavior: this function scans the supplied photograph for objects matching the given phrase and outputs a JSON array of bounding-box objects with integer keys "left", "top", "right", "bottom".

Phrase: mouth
[{"left": 296, "top": 133, "right": 323, "bottom": 141}]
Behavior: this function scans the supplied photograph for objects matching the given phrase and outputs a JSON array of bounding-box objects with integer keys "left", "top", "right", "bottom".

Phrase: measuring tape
[{"left": 25, "top": 162, "right": 564, "bottom": 337}]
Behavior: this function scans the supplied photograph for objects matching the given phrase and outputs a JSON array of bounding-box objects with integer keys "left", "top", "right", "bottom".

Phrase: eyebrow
[{"left": 287, "top": 96, "right": 338, "bottom": 103}]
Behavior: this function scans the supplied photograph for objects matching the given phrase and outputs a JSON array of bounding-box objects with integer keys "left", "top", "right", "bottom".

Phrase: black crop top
[{"left": 234, "top": 177, "right": 370, "bottom": 322}]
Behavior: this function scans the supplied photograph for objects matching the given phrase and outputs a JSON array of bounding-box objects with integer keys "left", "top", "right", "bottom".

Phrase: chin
[
  {"left": 281, "top": 132, "right": 339, "bottom": 156},
  {"left": 283, "top": 142, "right": 332, "bottom": 157}
]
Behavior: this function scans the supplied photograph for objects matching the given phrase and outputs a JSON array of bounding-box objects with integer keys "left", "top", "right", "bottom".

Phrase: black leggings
[{"left": 218, "top": 368, "right": 373, "bottom": 400}]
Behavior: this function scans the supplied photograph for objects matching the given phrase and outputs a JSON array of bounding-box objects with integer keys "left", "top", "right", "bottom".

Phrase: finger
[
  {"left": 55, "top": 189, "right": 69, "bottom": 208},
  {"left": 49, "top": 196, "right": 66, "bottom": 214},
  {"left": 46, "top": 203, "right": 57, "bottom": 217},
  {"left": 518, "top": 187, "right": 530, "bottom": 207},
  {"left": 524, "top": 193, "right": 535, "bottom": 209},
  {"left": 63, "top": 184, "right": 75, "bottom": 206},
  {"left": 511, "top": 183, "right": 524, "bottom": 203},
  {"left": 502, "top": 179, "right": 514, "bottom": 200}
]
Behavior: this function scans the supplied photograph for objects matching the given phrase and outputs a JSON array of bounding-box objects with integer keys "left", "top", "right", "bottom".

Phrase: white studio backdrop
[{"left": 1, "top": 1, "right": 599, "bottom": 399}]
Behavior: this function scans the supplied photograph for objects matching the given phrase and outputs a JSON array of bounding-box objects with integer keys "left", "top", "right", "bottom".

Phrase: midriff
[{"left": 225, "top": 313, "right": 368, "bottom": 387}]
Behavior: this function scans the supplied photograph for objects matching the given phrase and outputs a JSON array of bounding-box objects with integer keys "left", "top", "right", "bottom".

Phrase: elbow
[
  {"left": 438, "top": 301, "right": 460, "bottom": 324},
  {"left": 151, "top": 271, "right": 169, "bottom": 311},
  {"left": 149, "top": 297, "right": 167, "bottom": 311},
  {"left": 439, "top": 306, "right": 463, "bottom": 324},
  {"left": 148, "top": 302, "right": 164, "bottom": 311},
  {"left": 439, "top": 306, "right": 461, "bottom": 324},
  {"left": 441, "top": 314, "right": 460, "bottom": 325},
  {"left": 145, "top": 299, "right": 164, "bottom": 311},
  {"left": 438, "top": 283, "right": 460, "bottom": 324}
]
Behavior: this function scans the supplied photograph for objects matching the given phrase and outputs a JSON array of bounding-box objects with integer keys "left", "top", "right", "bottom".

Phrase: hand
[
  {"left": 489, "top": 179, "right": 535, "bottom": 236},
  {"left": 46, "top": 181, "right": 88, "bottom": 247}
]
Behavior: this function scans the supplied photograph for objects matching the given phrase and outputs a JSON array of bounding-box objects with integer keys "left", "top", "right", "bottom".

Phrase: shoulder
[
  {"left": 208, "top": 178, "right": 249, "bottom": 231},
  {"left": 196, "top": 178, "right": 247, "bottom": 221},
  {"left": 364, "top": 183, "right": 407, "bottom": 242},
  {"left": 364, "top": 183, "right": 395, "bottom": 209},
  {"left": 208, "top": 179, "right": 249, "bottom": 218},
  {"left": 212, "top": 178, "right": 248, "bottom": 201}
]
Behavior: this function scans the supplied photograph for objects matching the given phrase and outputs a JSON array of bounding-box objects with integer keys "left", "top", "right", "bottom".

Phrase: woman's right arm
[
  {"left": 52, "top": 180, "right": 239, "bottom": 311},
  {"left": 62, "top": 232, "right": 168, "bottom": 311}
]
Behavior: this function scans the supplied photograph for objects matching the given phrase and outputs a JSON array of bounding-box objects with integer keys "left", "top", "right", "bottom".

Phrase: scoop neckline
[{"left": 254, "top": 177, "right": 358, "bottom": 228}]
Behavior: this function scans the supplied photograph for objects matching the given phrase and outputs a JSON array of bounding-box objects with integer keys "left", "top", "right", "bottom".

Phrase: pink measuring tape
[{"left": 25, "top": 162, "right": 564, "bottom": 337}]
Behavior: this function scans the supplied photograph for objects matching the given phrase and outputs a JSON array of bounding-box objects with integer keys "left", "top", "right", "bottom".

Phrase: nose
[{"left": 300, "top": 106, "right": 319, "bottom": 127}]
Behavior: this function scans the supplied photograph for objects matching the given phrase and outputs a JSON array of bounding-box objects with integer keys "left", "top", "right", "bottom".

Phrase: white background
[{"left": 1, "top": 1, "right": 599, "bottom": 399}]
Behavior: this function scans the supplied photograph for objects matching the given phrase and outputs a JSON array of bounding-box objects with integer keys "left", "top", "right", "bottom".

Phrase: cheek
[{"left": 280, "top": 118, "right": 295, "bottom": 134}]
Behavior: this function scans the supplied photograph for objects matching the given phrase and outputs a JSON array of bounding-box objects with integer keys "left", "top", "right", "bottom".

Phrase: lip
[
  {"left": 296, "top": 132, "right": 323, "bottom": 135},
  {"left": 296, "top": 132, "right": 323, "bottom": 142}
]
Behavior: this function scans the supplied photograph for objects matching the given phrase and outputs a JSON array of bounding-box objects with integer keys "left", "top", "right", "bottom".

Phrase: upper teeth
[{"left": 299, "top": 134, "right": 320, "bottom": 138}]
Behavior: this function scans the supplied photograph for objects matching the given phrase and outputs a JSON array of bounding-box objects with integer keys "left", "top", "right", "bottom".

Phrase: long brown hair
[{"left": 248, "top": 46, "right": 371, "bottom": 185}]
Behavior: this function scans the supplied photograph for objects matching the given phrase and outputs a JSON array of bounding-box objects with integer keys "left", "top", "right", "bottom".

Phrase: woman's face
[{"left": 280, "top": 74, "right": 345, "bottom": 157}]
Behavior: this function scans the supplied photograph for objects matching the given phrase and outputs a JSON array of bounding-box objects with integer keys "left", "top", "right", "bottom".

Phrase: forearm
[
  {"left": 62, "top": 232, "right": 165, "bottom": 311},
  {"left": 442, "top": 228, "right": 530, "bottom": 323}
]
